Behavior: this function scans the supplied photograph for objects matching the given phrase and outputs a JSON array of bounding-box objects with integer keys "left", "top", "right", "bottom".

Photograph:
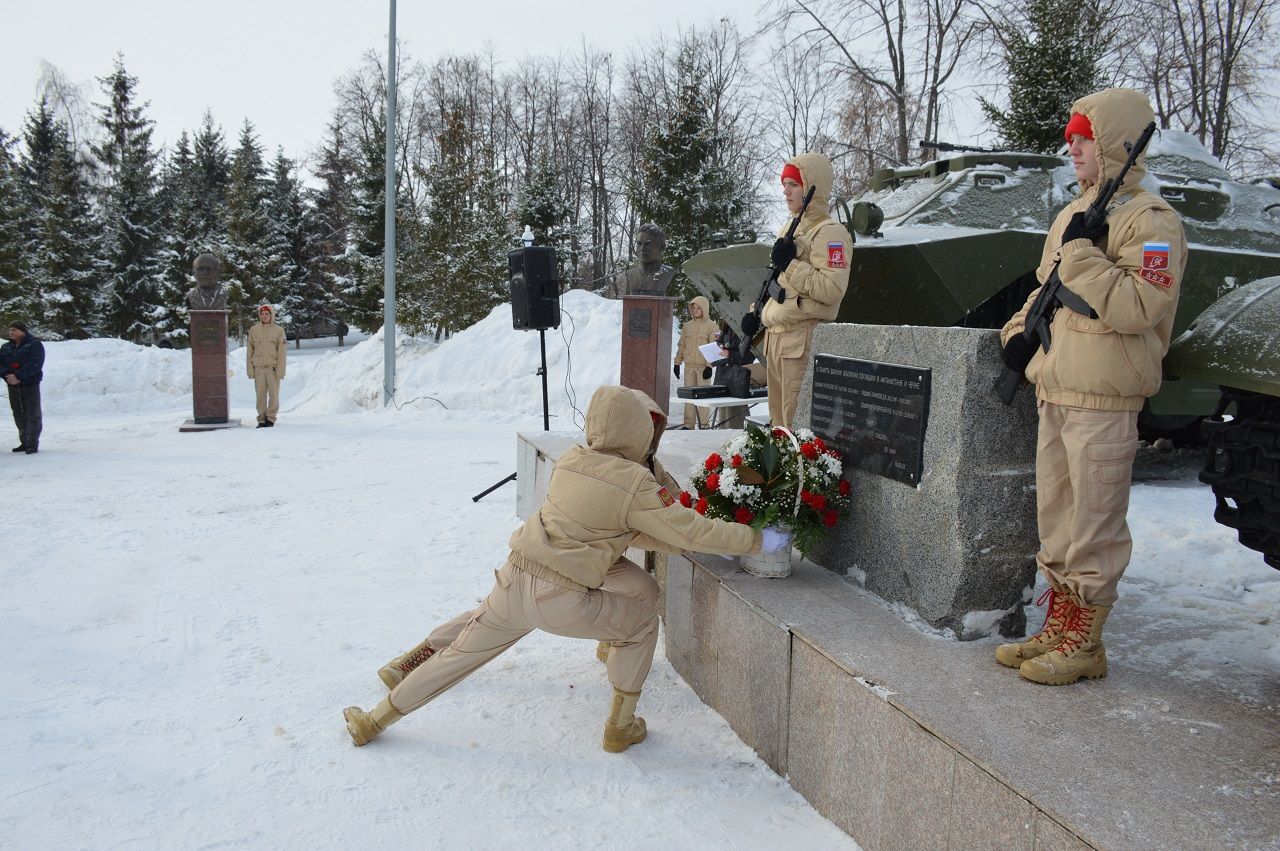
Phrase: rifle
[
  {"left": 994, "top": 121, "right": 1157, "bottom": 405},
  {"left": 739, "top": 184, "right": 817, "bottom": 361}
]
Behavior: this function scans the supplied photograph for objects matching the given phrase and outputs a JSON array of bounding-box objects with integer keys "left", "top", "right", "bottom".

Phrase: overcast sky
[{"left": 1, "top": 0, "right": 750, "bottom": 167}]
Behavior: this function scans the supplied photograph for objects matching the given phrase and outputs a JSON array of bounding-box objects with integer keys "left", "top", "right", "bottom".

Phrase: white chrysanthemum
[
  {"left": 718, "top": 467, "right": 738, "bottom": 497},
  {"left": 819, "top": 453, "right": 842, "bottom": 477},
  {"left": 795, "top": 428, "right": 815, "bottom": 441},
  {"left": 721, "top": 433, "right": 749, "bottom": 458}
]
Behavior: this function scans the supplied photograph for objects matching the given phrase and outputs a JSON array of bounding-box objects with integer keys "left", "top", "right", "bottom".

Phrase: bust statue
[
  {"left": 617, "top": 223, "right": 675, "bottom": 297},
  {"left": 186, "top": 253, "right": 228, "bottom": 310}
]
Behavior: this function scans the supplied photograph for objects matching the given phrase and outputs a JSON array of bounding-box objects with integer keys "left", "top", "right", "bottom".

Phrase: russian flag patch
[
  {"left": 1142, "top": 242, "right": 1170, "bottom": 271},
  {"left": 827, "top": 242, "right": 847, "bottom": 269}
]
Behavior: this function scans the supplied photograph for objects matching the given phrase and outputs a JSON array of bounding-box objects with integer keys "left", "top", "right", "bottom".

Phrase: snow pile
[
  {"left": 37, "top": 289, "right": 681, "bottom": 427},
  {"left": 1146, "top": 128, "right": 1229, "bottom": 179}
]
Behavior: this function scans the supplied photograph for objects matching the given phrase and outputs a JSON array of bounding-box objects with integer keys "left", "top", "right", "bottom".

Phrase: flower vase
[{"left": 741, "top": 525, "right": 793, "bottom": 578}]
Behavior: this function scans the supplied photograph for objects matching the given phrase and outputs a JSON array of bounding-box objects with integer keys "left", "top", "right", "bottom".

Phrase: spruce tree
[
  {"left": 154, "top": 131, "right": 204, "bottom": 344},
  {"left": 20, "top": 98, "right": 100, "bottom": 339},
  {"left": 310, "top": 120, "right": 353, "bottom": 330},
  {"left": 92, "top": 56, "right": 164, "bottom": 341},
  {"left": 979, "top": 0, "right": 1107, "bottom": 153},
  {"left": 516, "top": 151, "right": 575, "bottom": 283},
  {"left": 225, "top": 119, "right": 272, "bottom": 335},
  {"left": 0, "top": 129, "right": 34, "bottom": 322},
  {"left": 629, "top": 44, "right": 755, "bottom": 303},
  {"left": 340, "top": 117, "right": 390, "bottom": 333},
  {"left": 266, "top": 149, "right": 315, "bottom": 333},
  {"left": 191, "top": 111, "right": 231, "bottom": 250}
]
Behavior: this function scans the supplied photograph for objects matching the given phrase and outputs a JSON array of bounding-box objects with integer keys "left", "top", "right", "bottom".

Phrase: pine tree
[
  {"left": 191, "top": 111, "right": 231, "bottom": 249},
  {"left": 266, "top": 149, "right": 315, "bottom": 332},
  {"left": 411, "top": 109, "right": 512, "bottom": 336},
  {"left": 340, "top": 117, "right": 390, "bottom": 333},
  {"left": 979, "top": 0, "right": 1107, "bottom": 153},
  {"left": 0, "top": 129, "right": 34, "bottom": 322},
  {"left": 154, "top": 131, "right": 203, "bottom": 344},
  {"left": 92, "top": 56, "right": 164, "bottom": 341},
  {"left": 516, "top": 151, "right": 575, "bottom": 283},
  {"left": 309, "top": 120, "right": 353, "bottom": 330},
  {"left": 629, "top": 44, "right": 755, "bottom": 302},
  {"left": 225, "top": 119, "right": 272, "bottom": 335}
]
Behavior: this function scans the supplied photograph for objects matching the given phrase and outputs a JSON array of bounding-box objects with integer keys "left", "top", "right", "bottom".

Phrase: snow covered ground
[{"left": 3, "top": 290, "right": 1277, "bottom": 848}]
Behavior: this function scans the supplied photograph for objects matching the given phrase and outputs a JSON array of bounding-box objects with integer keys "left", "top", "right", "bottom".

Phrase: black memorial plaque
[
  {"left": 810, "top": 354, "right": 931, "bottom": 486},
  {"left": 627, "top": 308, "right": 652, "bottom": 338}
]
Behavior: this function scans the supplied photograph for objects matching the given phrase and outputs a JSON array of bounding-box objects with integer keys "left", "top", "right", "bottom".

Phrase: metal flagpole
[{"left": 382, "top": 0, "right": 397, "bottom": 405}]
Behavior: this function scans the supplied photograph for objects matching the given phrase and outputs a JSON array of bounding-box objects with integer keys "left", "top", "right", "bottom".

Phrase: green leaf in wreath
[{"left": 763, "top": 440, "right": 780, "bottom": 478}]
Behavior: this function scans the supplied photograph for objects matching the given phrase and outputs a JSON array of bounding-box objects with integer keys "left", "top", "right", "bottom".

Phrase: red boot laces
[
  {"left": 1031, "top": 587, "right": 1075, "bottom": 643},
  {"left": 397, "top": 645, "right": 435, "bottom": 674},
  {"left": 1056, "top": 605, "right": 1095, "bottom": 655}
]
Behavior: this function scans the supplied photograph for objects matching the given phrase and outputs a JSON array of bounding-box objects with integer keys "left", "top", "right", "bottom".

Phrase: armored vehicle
[{"left": 683, "top": 130, "right": 1280, "bottom": 434}]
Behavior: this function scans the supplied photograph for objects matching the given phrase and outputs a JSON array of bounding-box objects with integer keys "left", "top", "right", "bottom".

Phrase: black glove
[
  {"left": 1000, "top": 333, "right": 1037, "bottom": 372},
  {"left": 673, "top": 363, "right": 681, "bottom": 379},
  {"left": 1061, "top": 211, "right": 1108, "bottom": 246},
  {"left": 740, "top": 311, "right": 761, "bottom": 339},
  {"left": 770, "top": 237, "right": 797, "bottom": 272},
  {"left": 702, "top": 366, "right": 713, "bottom": 380}
]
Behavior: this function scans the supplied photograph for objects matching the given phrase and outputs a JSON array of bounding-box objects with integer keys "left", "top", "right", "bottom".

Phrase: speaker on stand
[{"left": 473, "top": 243, "right": 562, "bottom": 502}]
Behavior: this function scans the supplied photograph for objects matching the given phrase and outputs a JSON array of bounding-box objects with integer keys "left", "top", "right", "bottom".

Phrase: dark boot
[
  {"left": 264, "top": 420, "right": 275, "bottom": 428},
  {"left": 11, "top": 445, "right": 25, "bottom": 452},
  {"left": 256, "top": 421, "right": 267, "bottom": 428}
]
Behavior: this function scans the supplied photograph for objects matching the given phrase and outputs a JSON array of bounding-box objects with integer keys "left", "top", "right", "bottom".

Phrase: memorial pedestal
[
  {"left": 619, "top": 295, "right": 674, "bottom": 411},
  {"left": 182, "top": 310, "right": 240, "bottom": 432}
]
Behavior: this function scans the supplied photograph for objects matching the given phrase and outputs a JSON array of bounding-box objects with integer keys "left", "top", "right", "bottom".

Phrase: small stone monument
[
  {"left": 795, "top": 324, "right": 1040, "bottom": 638},
  {"left": 180, "top": 254, "right": 241, "bottom": 432},
  {"left": 619, "top": 224, "right": 676, "bottom": 410}
]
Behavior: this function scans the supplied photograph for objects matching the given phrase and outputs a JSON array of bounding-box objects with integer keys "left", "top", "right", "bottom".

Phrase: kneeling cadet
[{"left": 343, "top": 385, "right": 786, "bottom": 750}]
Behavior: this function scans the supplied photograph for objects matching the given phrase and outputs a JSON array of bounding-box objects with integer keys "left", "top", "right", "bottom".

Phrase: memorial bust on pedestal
[
  {"left": 616, "top": 223, "right": 675, "bottom": 297},
  {"left": 187, "top": 253, "right": 228, "bottom": 311}
]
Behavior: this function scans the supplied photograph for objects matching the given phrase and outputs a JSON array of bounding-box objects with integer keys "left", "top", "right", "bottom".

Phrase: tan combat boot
[
  {"left": 602, "top": 688, "right": 647, "bottom": 753},
  {"left": 995, "top": 585, "right": 1075, "bottom": 669},
  {"left": 595, "top": 641, "right": 610, "bottom": 664},
  {"left": 378, "top": 638, "right": 436, "bottom": 689},
  {"left": 343, "top": 697, "right": 403, "bottom": 746},
  {"left": 1019, "top": 601, "right": 1112, "bottom": 686}
]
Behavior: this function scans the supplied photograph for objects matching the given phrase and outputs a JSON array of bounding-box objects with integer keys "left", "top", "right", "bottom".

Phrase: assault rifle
[
  {"left": 739, "top": 184, "right": 816, "bottom": 360},
  {"left": 994, "top": 121, "right": 1157, "bottom": 405}
]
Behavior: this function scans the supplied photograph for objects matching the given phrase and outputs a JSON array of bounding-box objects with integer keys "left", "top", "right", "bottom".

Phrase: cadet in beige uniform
[
  {"left": 673, "top": 295, "right": 718, "bottom": 428},
  {"left": 343, "top": 385, "right": 788, "bottom": 751},
  {"left": 996, "top": 88, "right": 1186, "bottom": 685},
  {"left": 758, "top": 153, "right": 849, "bottom": 429},
  {"left": 246, "top": 305, "right": 286, "bottom": 427}
]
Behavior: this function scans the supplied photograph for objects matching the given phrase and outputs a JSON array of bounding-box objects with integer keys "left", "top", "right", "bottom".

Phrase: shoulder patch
[
  {"left": 657, "top": 486, "right": 676, "bottom": 507},
  {"left": 1142, "top": 242, "right": 1170, "bottom": 272},
  {"left": 827, "top": 242, "right": 847, "bottom": 269},
  {"left": 1138, "top": 268, "right": 1173, "bottom": 288}
]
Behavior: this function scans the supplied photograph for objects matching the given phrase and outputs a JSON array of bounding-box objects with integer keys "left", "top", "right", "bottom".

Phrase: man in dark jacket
[{"left": 0, "top": 321, "right": 44, "bottom": 455}]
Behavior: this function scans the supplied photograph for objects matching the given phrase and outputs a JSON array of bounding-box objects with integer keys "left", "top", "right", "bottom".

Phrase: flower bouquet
[{"left": 680, "top": 423, "right": 851, "bottom": 576}]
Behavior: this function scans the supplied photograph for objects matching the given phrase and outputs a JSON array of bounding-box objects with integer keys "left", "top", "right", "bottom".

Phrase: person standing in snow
[
  {"left": 740, "top": 152, "right": 850, "bottom": 430},
  {"left": 343, "top": 385, "right": 788, "bottom": 751},
  {"left": 1, "top": 321, "right": 44, "bottom": 455},
  {"left": 246, "top": 305, "right": 286, "bottom": 428},
  {"left": 673, "top": 295, "right": 718, "bottom": 428},
  {"left": 995, "top": 88, "right": 1186, "bottom": 686}
]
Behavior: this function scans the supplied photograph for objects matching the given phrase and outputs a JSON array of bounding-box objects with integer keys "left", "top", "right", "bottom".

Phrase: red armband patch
[
  {"left": 657, "top": 487, "right": 675, "bottom": 507},
  {"left": 1138, "top": 268, "right": 1173, "bottom": 288},
  {"left": 827, "top": 242, "right": 847, "bottom": 269}
]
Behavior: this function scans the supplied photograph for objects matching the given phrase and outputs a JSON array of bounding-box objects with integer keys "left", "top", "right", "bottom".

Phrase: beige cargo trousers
[
  {"left": 388, "top": 556, "right": 659, "bottom": 714},
  {"left": 254, "top": 368, "right": 281, "bottom": 423},
  {"left": 763, "top": 327, "right": 813, "bottom": 429},
  {"left": 1034, "top": 401, "right": 1139, "bottom": 607}
]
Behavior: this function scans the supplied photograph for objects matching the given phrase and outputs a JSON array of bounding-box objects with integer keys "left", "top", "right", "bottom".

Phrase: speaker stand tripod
[{"left": 473, "top": 329, "right": 551, "bottom": 502}]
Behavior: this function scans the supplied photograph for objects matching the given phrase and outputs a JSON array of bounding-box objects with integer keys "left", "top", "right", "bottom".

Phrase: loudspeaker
[{"left": 508, "top": 246, "right": 561, "bottom": 331}]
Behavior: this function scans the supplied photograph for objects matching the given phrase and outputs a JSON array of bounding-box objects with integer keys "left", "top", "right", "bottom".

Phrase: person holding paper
[{"left": 672, "top": 295, "right": 718, "bottom": 428}]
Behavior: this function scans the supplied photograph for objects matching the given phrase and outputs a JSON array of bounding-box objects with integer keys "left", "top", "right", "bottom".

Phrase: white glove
[{"left": 761, "top": 527, "right": 791, "bottom": 553}]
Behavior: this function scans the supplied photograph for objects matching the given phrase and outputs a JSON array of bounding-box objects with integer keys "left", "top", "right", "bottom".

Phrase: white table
[{"left": 669, "top": 394, "right": 768, "bottom": 428}]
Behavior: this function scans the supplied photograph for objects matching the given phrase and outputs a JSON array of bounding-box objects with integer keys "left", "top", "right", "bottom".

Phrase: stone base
[
  {"left": 666, "top": 550, "right": 1280, "bottom": 851},
  {"left": 179, "top": 418, "right": 243, "bottom": 433}
]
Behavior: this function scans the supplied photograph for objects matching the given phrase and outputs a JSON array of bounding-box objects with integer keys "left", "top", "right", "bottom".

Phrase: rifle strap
[{"left": 1056, "top": 284, "right": 1098, "bottom": 319}]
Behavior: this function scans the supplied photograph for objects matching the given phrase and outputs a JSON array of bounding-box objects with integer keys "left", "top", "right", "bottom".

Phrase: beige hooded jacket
[
  {"left": 760, "top": 152, "right": 851, "bottom": 351},
  {"left": 674, "top": 296, "right": 718, "bottom": 369},
  {"left": 1001, "top": 88, "right": 1186, "bottom": 412},
  {"left": 246, "top": 305, "right": 287, "bottom": 379},
  {"left": 508, "top": 385, "right": 760, "bottom": 591}
]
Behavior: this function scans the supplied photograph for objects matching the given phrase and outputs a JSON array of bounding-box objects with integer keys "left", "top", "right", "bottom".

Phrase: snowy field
[{"left": 3, "top": 290, "right": 1277, "bottom": 849}]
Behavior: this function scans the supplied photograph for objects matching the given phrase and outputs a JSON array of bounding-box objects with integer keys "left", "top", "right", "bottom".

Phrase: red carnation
[
  {"left": 772, "top": 428, "right": 787, "bottom": 439},
  {"left": 800, "top": 441, "right": 820, "bottom": 460},
  {"left": 823, "top": 510, "right": 838, "bottom": 527},
  {"left": 731, "top": 453, "right": 743, "bottom": 468},
  {"left": 734, "top": 506, "right": 754, "bottom": 525},
  {"left": 695, "top": 496, "right": 708, "bottom": 515},
  {"left": 679, "top": 491, "right": 693, "bottom": 508},
  {"left": 808, "top": 492, "right": 827, "bottom": 510},
  {"left": 705, "top": 453, "right": 723, "bottom": 471},
  {"left": 706, "top": 472, "right": 721, "bottom": 492},
  {"left": 839, "top": 479, "right": 851, "bottom": 497},
  {"left": 814, "top": 437, "right": 827, "bottom": 451},
  {"left": 830, "top": 448, "right": 842, "bottom": 460}
]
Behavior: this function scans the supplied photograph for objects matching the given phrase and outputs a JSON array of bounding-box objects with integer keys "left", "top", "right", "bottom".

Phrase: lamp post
[{"left": 382, "top": 0, "right": 397, "bottom": 406}]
